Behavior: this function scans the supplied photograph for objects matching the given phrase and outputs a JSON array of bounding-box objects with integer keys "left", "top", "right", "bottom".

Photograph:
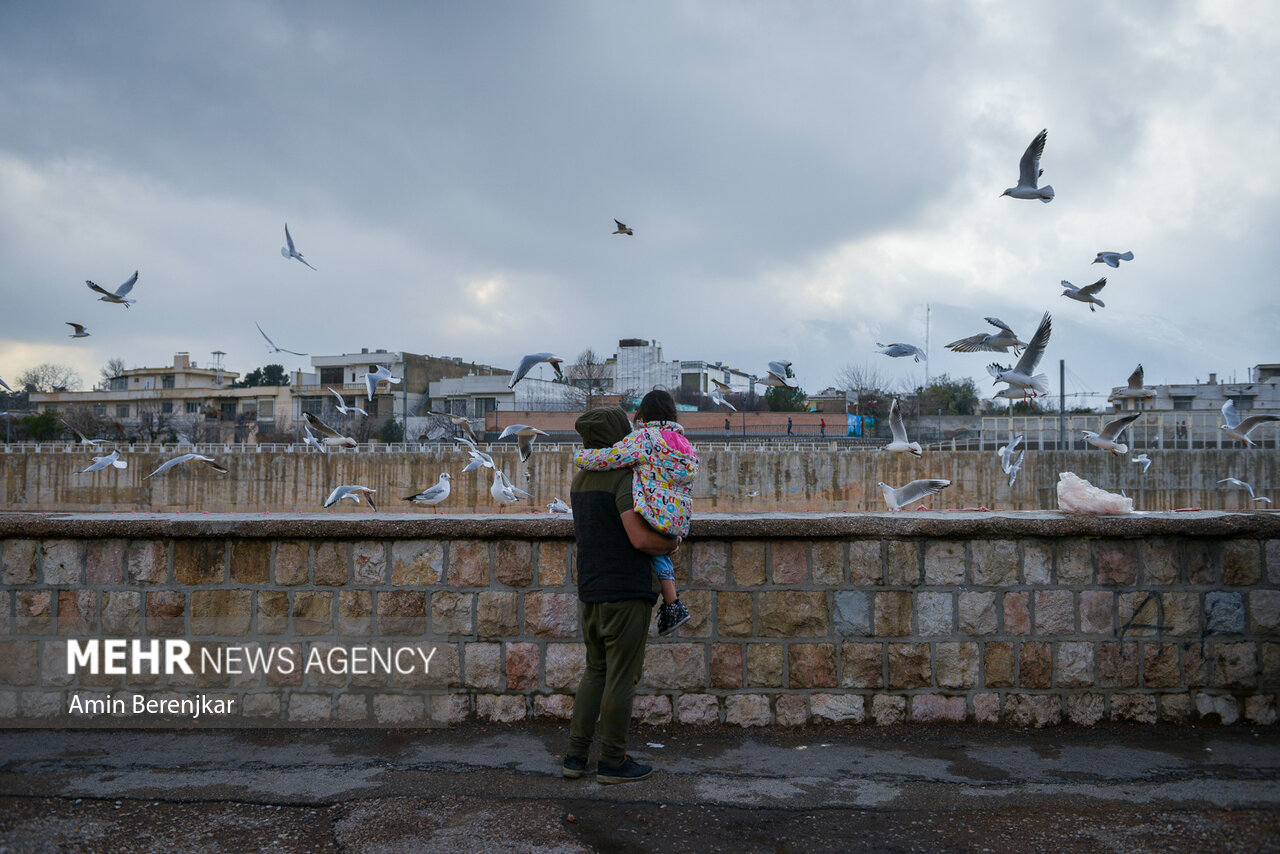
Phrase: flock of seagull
[{"left": 13, "top": 131, "right": 1277, "bottom": 511}]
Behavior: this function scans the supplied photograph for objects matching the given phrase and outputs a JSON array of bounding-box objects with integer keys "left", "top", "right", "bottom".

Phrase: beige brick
[
  {"left": 1139, "top": 538, "right": 1180, "bottom": 585},
  {"left": 230, "top": 541, "right": 270, "bottom": 584},
  {"left": 887, "top": 643, "right": 930, "bottom": 689},
  {"left": 533, "top": 694, "right": 575, "bottom": 720},
  {"left": 390, "top": 540, "right": 442, "bottom": 585},
  {"left": 810, "top": 693, "right": 865, "bottom": 724},
  {"left": 731, "top": 541, "right": 767, "bottom": 586},
  {"left": 1163, "top": 592, "right": 1200, "bottom": 637},
  {"left": 1159, "top": 694, "right": 1193, "bottom": 724},
  {"left": 1252, "top": 591, "right": 1280, "bottom": 635},
  {"left": 974, "top": 693, "right": 1001, "bottom": 724},
  {"left": 642, "top": 643, "right": 705, "bottom": 690},
  {"left": 874, "top": 591, "right": 913, "bottom": 637},
  {"left": 717, "top": 591, "right": 754, "bottom": 637},
  {"left": 337, "top": 590, "right": 372, "bottom": 635},
  {"left": 505, "top": 642, "right": 540, "bottom": 690},
  {"left": 677, "top": 693, "right": 720, "bottom": 725},
  {"left": 1003, "top": 592, "right": 1031, "bottom": 635},
  {"left": 494, "top": 541, "right": 533, "bottom": 587},
  {"left": 377, "top": 591, "right": 426, "bottom": 634},
  {"left": 1184, "top": 541, "right": 1218, "bottom": 585},
  {"left": 690, "top": 541, "right": 729, "bottom": 585},
  {"left": 724, "top": 694, "right": 771, "bottom": 726},
  {"left": 431, "top": 591, "right": 474, "bottom": 635},
  {"left": 710, "top": 643, "right": 743, "bottom": 689},
  {"left": 1194, "top": 693, "right": 1240, "bottom": 725},
  {"left": 1, "top": 540, "right": 38, "bottom": 585},
  {"left": 971, "top": 540, "right": 1018, "bottom": 586},
  {"left": 758, "top": 591, "right": 829, "bottom": 636},
  {"left": 86, "top": 540, "right": 125, "bottom": 585},
  {"left": 630, "top": 694, "right": 672, "bottom": 725},
  {"left": 430, "top": 694, "right": 471, "bottom": 724},
  {"left": 41, "top": 540, "right": 83, "bottom": 584},
  {"left": 126, "top": 541, "right": 168, "bottom": 584},
  {"left": 174, "top": 539, "right": 224, "bottom": 585},
  {"left": 812, "top": 540, "right": 846, "bottom": 585},
  {"left": 983, "top": 642, "right": 1015, "bottom": 688},
  {"left": 1223, "top": 541, "right": 1262, "bottom": 586},
  {"left": 0, "top": 641, "right": 39, "bottom": 686},
  {"left": 873, "top": 694, "right": 907, "bottom": 725},
  {"left": 771, "top": 541, "right": 808, "bottom": 584},
  {"left": 56, "top": 590, "right": 96, "bottom": 635},
  {"left": 1118, "top": 591, "right": 1161, "bottom": 638},
  {"left": 884, "top": 540, "right": 920, "bottom": 587},
  {"left": 190, "top": 590, "right": 251, "bottom": 635},
  {"left": 537, "top": 541, "right": 570, "bottom": 586},
  {"left": 523, "top": 591, "right": 579, "bottom": 637},
  {"left": 848, "top": 540, "right": 882, "bottom": 585},
  {"left": 1268, "top": 540, "right": 1280, "bottom": 585},
  {"left": 841, "top": 642, "right": 883, "bottom": 688},
  {"left": 291, "top": 592, "right": 333, "bottom": 635},
  {"left": 374, "top": 694, "right": 428, "bottom": 725},
  {"left": 1100, "top": 642, "right": 1139, "bottom": 688},
  {"left": 911, "top": 694, "right": 966, "bottom": 723},
  {"left": 463, "top": 642, "right": 502, "bottom": 689},
  {"left": 1056, "top": 641, "right": 1095, "bottom": 688},
  {"left": 255, "top": 591, "right": 288, "bottom": 634},
  {"left": 788, "top": 643, "right": 836, "bottom": 688},
  {"left": 916, "top": 591, "right": 954, "bottom": 637},
  {"left": 1065, "top": 693, "right": 1105, "bottom": 726},
  {"left": 924, "top": 541, "right": 966, "bottom": 585},
  {"left": 544, "top": 642, "right": 586, "bottom": 691},
  {"left": 242, "top": 692, "right": 281, "bottom": 719},
  {"left": 1019, "top": 641, "right": 1051, "bottom": 688},
  {"left": 274, "top": 541, "right": 308, "bottom": 585},
  {"left": 449, "top": 540, "right": 490, "bottom": 586},
  {"left": 746, "top": 643, "right": 785, "bottom": 687},
  {"left": 1110, "top": 694, "right": 1157, "bottom": 724},
  {"left": 1034, "top": 590, "right": 1074, "bottom": 636},
  {"left": 935, "top": 642, "right": 979, "bottom": 689},
  {"left": 1212, "top": 642, "right": 1257, "bottom": 689},
  {"left": 145, "top": 591, "right": 186, "bottom": 636},
  {"left": 774, "top": 694, "right": 808, "bottom": 726},
  {"left": 476, "top": 591, "right": 518, "bottom": 637},
  {"left": 15, "top": 590, "right": 50, "bottom": 635},
  {"left": 1003, "top": 694, "right": 1061, "bottom": 728},
  {"left": 1142, "top": 642, "right": 1181, "bottom": 688},
  {"left": 476, "top": 693, "right": 527, "bottom": 722},
  {"left": 1245, "top": 695, "right": 1277, "bottom": 725},
  {"left": 1056, "top": 542, "right": 1093, "bottom": 585},
  {"left": 288, "top": 693, "right": 332, "bottom": 722},
  {"left": 101, "top": 591, "right": 141, "bottom": 635},
  {"left": 1022, "top": 540, "right": 1053, "bottom": 585},
  {"left": 353, "top": 541, "right": 387, "bottom": 584},
  {"left": 958, "top": 591, "right": 996, "bottom": 636},
  {"left": 1079, "top": 591, "right": 1114, "bottom": 635},
  {"left": 1095, "top": 541, "right": 1139, "bottom": 586}
]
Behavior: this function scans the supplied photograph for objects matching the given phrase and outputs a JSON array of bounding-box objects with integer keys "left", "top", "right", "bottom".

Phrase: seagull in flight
[
  {"left": 1117, "top": 364, "right": 1155, "bottom": 400},
  {"left": 281, "top": 223, "right": 316, "bottom": 269},
  {"left": 883, "top": 398, "right": 921, "bottom": 458},
  {"left": 997, "top": 434, "right": 1024, "bottom": 473},
  {"left": 708, "top": 378, "right": 737, "bottom": 411},
  {"left": 988, "top": 312, "right": 1052, "bottom": 398},
  {"left": 324, "top": 484, "right": 377, "bottom": 511},
  {"left": 946, "top": 318, "right": 1027, "bottom": 355},
  {"left": 1082, "top": 412, "right": 1142, "bottom": 455},
  {"left": 1132, "top": 453, "right": 1152, "bottom": 473},
  {"left": 428, "top": 410, "right": 479, "bottom": 443},
  {"left": 612, "top": 219, "right": 634, "bottom": 235},
  {"left": 1093, "top": 251, "right": 1134, "bottom": 268},
  {"left": 759, "top": 360, "right": 798, "bottom": 388},
  {"left": 1219, "top": 400, "right": 1280, "bottom": 446},
  {"left": 877, "top": 342, "right": 926, "bottom": 362},
  {"left": 86, "top": 271, "right": 138, "bottom": 308},
  {"left": 1007, "top": 450, "right": 1025, "bottom": 488},
  {"left": 76, "top": 450, "right": 127, "bottom": 474},
  {"left": 454, "top": 434, "right": 496, "bottom": 472},
  {"left": 491, "top": 469, "right": 530, "bottom": 511},
  {"left": 362, "top": 365, "right": 401, "bottom": 401},
  {"left": 403, "top": 473, "right": 451, "bottom": 512},
  {"left": 1001, "top": 129, "right": 1054, "bottom": 202},
  {"left": 303, "top": 412, "right": 357, "bottom": 449},
  {"left": 877, "top": 479, "right": 951, "bottom": 511},
  {"left": 63, "top": 420, "right": 102, "bottom": 446},
  {"left": 1217, "top": 478, "right": 1270, "bottom": 503},
  {"left": 66, "top": 322, "right": 89, "bottom": 339},
  {"left": 509, "top": 353, "right": 564, "bottom": 388},
  {"left": 256, "top": 322, "right": 308, "bottom": 356},
  {"left": 144, "top": 454, "right": 229, "bottom": 479},
  {"left": 328, "top": 387, "right": 368, "bottom": 417},
  {"left": 1061, "top": 278, "right": 1108, "bottom": 312},
  {"left": 498, "top": 423, "right": 550, "bottom": 462},
  {"left": 301, "top": 421, "right": 326, "bottom": 453}
]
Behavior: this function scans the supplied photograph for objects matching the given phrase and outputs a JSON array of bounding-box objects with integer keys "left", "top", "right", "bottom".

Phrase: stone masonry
[{"left": 0, "top": 512, "right": 1277, "bottom": 728}]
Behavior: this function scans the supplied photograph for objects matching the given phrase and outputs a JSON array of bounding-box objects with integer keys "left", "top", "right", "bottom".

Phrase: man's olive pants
[{"left": 567, "top": 599, "right": 651, "bottom": 767}]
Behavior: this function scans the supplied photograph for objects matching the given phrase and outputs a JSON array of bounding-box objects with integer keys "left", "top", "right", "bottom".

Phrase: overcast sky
[{"left": 2, "top": 1, "right": 1277, "bottom": 406}]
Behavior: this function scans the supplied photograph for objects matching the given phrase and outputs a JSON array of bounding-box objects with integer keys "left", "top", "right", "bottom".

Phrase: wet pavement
[{"left": 0, "top": 722, "right": 1278, "bottom": 853}]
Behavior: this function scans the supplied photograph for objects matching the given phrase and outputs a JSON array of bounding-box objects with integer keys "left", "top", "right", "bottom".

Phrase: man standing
[{"left": 563, "top": 407, "right": 680, "bottom": 784}]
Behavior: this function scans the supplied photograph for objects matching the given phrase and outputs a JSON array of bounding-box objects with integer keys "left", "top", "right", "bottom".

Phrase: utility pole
[{"left": 1059, "top": 359, "right": 1066, "bottom": 450}]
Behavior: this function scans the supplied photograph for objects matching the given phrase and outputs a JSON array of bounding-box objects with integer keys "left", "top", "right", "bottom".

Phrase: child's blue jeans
[{"left": 652, "top": 554, "right": 675, "bottom": 581}]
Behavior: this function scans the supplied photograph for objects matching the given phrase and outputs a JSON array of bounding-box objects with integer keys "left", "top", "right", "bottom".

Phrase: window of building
[
  {"left": 1228, "top": 396, "right": 1255, "bottom": 410},
  {"left": 476, "top": 397, "right": 497, "bottom": 417},
  {"left": 300, "top": 397, "right": 324, "bottom": 416},
  {"left": 258, "top": 398, "right": 274, "bottom": 420},
  {"left": 448, "top": 399, "right": 467, "bottom": 417},
  {"left": 320, "top": 367, "right": 344, "bottom": 386},
  {"left": 1171, "top": 397, "right": 1194, "bottom": 410},
  {"left": 186, "top": 401, "right": 201, "bottom": 414},
  {"left": 161, "top": 401, "right": 173, "bottom": 414},
  {"left": 93, "top": 404, "right": 106, "bottom": 417},
  {"left": 220, "top": 402, "right": 237, "bottom": 421},
  {"left": 241, "top": 399, "right": 258, "bottom": 420},
  {"left": 116, "top": 404, "right": 130, "bottom": 418},
  {"left": 109, "top": 377, "right": 127, "bottom": 391},
  {"left": 161, "top": 374, "right": 175, "bottom": 389}
]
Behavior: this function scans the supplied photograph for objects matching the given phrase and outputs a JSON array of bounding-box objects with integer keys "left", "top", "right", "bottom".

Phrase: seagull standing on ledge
[
  {"left": 491, "top": 469, "right": 530, "bottom": 511},
  {"left": 1001, "top": 129, "right": 1054, "bottom": 202},
  {"left": 404, "top": 473, "right": 451, "bottom": 512}
]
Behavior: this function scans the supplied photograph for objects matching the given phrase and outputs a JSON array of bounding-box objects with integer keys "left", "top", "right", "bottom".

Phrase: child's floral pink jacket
[{"left": 572, "top": 420, "right": 698, "bottom": 537}]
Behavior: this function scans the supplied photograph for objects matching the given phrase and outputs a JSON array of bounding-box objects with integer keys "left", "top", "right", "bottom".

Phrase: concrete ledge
[{"left": 1, "top": 510, "right": 1278, "bottom": 540}]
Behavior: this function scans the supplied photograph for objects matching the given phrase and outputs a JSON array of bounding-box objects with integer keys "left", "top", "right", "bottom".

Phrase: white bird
[
  {"left": 491, "top": 469, "right": 530, "bottom": 511},
  {"left": 1093, "top": 251, "right": 1134, "bottom": 268},
  {"left": 883, "top": 398, "right": 922, "bottom": 458},
  {"left": 876, "top": 342, "right": 926, "bottom": 362},
  {"left": 1001, "top": 128, "right": 1054, "bottom": 202},
  {"left": 85, "top": 271, "right": 138, "bottom": 308},
  {"left": 988, "top": 312, "right": 1051, "bottom": 397},
  {"left": 1082, "top": 412, "right": 1142, "bottom": 455},
  {"left": 403, "top": 473, "right": 451, "bottom": 512},
  {"left": 709, "top": 378, "right": 737, "bottom": 411},
  {"left": 1219, "top": 400, "right": 1280, "bottom": 446},
  {"left": 759, "top": 360, "right": 798, "bottom": 388},
  {"left": 301, "top": 421, "right": 326, "bottom": 453},
  {"left": 303, "top": 412, "right": 357, "bottom": 449},
  {"left": 877, "top": 479, "right": 951, "bottom": 511},
  {"left": 66, "top": 322, "right": 89, "bottom": 339},
  {"left": 76, "top": 450, "right": 127, "bottom": 474},
  {"left": 63, "top": 420, "right": 102, "bottom": 446},
  {"left": 454, "top": 434, "right": 496, "bottom": 472},
  {"left": 362, "top": 365, "right": 401, "bottom": 401},
  {"left": 324, "top": 484, "right": 377, "bottom": 511},
  {"left": 945, "top": 317, "right": 1027, "bottom": 355},
  {"left": 509, "top": 353, "right": 564, "bottom": 388},
  {"left": 1217, "top": 478, "right": 1270, "bottom": 503},
  {"left": 612, "top": 219, "right": 633, "bottom": 235},
  {"left": 548, "top": 497, "right": 572, "bottom": 514},
  {"left": 328, "top": 387, "right": 369, "bottom": 417},
  {"left": 997, "top": 434, "right": 1024, "bottom": 473},
  {"left": 144, "top": 454, "right": 228, "bottom": 479},
  {"left": 1061, "top": 278, "right": 1107, "bottom": 312},
  {"left": 428, "top": 410, "right": 479, "bottom": 443},
  {"left": 255, "top": 322, "right": 308, "bottom": 356},
  {"left": 1132, "top": 453, "right": 1152, "bottom": 474},
  {"left": 993, "top": 387, "right": 1036, "bottom": 402},
  {"left": 1007, "top": 450, "right": 1025, "bottom": 488},
  {"left": 498, "top": 423, "right": 550, "bottom": 462},
  {"left": 1116, "top": 364, "right": 1155, "bottom": 401},
  {"left": 281, "top": 223, "right": 316, "bottom": 270}
]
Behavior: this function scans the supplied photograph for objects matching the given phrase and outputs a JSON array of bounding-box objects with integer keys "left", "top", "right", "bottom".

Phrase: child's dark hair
[{"left": 637, "top": 389, "right": 678, "bottom": 424}]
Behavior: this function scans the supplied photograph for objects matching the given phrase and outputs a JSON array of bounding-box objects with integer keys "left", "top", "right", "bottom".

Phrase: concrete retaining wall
[
  {"left": 1, "top": 511, "right": 1277, "bottom": 727},
  {"left": 3, "top": 446, "right": 1277, "bottom": 513}
]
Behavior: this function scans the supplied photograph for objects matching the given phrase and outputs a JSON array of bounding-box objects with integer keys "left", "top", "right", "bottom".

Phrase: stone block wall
[{"left": 1, "top": 512, "right": 1278, "bottom": 727}]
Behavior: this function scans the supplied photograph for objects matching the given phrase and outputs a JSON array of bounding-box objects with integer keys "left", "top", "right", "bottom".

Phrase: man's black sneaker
[
  {"left": 596, "top": 755, "right": 653, "bottom": 784},
  {"left": 562, "top": 754, "right": 589, "bottom": 779},
  {"left": 657, "top": 599, "right": 691, "bottom": 636}
]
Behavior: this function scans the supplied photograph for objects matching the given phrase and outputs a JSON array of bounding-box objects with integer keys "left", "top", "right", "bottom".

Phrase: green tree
[
  {"left": 916, "top": 374, "right": 980, "bottom": 416},
  {"left": 20, "top": 409, "right": 62, "bottom": 440},
  {"left": 378, "top": 418, "right": 404, "bottom": 443},
  {"left": 240, "top": 364, "right": 289, "bottom": 387},
  {"left": 763, "top": 365, "right": 807, "bottom": 412}
]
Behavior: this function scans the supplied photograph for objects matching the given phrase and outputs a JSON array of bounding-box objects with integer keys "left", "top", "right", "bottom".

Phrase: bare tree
[
  {"left": 566, "top": 348, "right": 613, "bottom": 410},
  {"left": 18, "top": 363, "right": 82, "bottom": 393},
  {"left": 100, "top": 357, "right": 127, "bottom": 388}
]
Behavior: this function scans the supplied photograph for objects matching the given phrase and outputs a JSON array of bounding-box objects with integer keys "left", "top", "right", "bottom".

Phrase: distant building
[{"left": 1108, "top": 365, "right": 1280, "bottom": 414}]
